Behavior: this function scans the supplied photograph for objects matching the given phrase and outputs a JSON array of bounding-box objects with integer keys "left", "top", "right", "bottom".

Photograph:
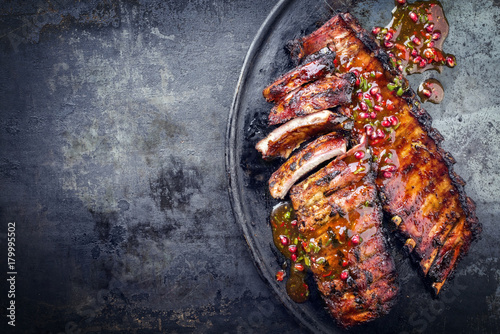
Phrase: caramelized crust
[
  {"left": 290, "top": 143, "right": 398, "bottom": 328},
  {"left": 291, "top": 13, "right": 480, "bottom": 294}
]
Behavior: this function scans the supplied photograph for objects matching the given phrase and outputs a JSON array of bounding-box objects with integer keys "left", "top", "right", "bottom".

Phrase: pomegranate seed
[
  {"left": 397, "top": 0, "right": 406, "bottom": 4},
  {"left": 352, "top": 69, "right": 360, "bottom": 77},
  {"left": 374, "top": 105, "right": 383, "bottom": 112},
  {"left": 355, "top": 78, "right": 360, "bottom": 86},
  {"left": 428, "top": 41, "right": 435, "bottom": 47},
  {"left": 385, "top": 41, "right": 394, "bottom": 48},
  {"left": 412, "top": 37, "right": 421, "bottom": 46},
  {"left": 370, "top": 112, "right": 377, "bottom": 119},
  {"left": 370, "top": 86, "right": 380, "bottom": 95},
  {"left": 381, "top": 119, "right": 391, "bottom": 127},
  {"left": 291, "top": 219, "right": 297, "bottom": 226},
  {"left": 371, "top": 131, "right": 378, "bottom": 140},
  {"left": 425, "top": 23, "right": 434, "bottom": 33},
  {"left": 360, "top": 101, "right": 368, "bottom": 111},
  {"left": 414, "top": 56, "right": 423, "bottom": 64},
  {"left": 419, "top": 60, "right": 427, "bottom": 67},
  {"left": 432, "top": 32, "right": 441, "bottom": 40},
  {"left": 421, "top": 88, "right": 432, "bottom": 97},
  {"left": 365, "top": 125, "right": 374, "bottom": 136},
  {"left": 372, "top": 26, "right": 381, "bottom": 35},
  {"left": 385, "top": 158, "right": 393, "bottom": 163},
  {"left": 409, "top": 12, "right": 418, "bottom": 22},
  {"left": 354, "top": 151, "right": 365, "bottom": 159},
  {"left": 377, "top": 129, "right": 386, "bottom": 138},
  {"left": 397, "top": 64, "right": 404, "bottom": 72},
  {"left": 386, "top": 165, "right": 397, "bottom": 172},
  {"left": 364, "top": 93, "right": 371, "bottom": 99},
  {"left": 295, "top": 263, "right": 304, "bottom": 271},
  {"left": 291, "top": 253, "right": 297, "bottom": 261},
  {"left": 288, "top": 244, "right": 297, "bottom": 253},
  {"left": 383, "top": 171, "right": 393, "bottom": 178},
  {"left": 446, "top": 56, "right": 456, "bottom": 67},
  {"left": 342, "top": 259, "right": 349, "bottom": 267},
  {"left": 385, "top": 32, "right": 393, "bottom": 41},
  {"left": 375, "top": 93, "right": 383, "bottom": 103},
  {"left": 411, "top": 49, "right": 418, "bottom": 57},
  {"left": 351, "top": 234, "right": 360, "bottom": 244},
  {"left": 340, "top": 270, "right": 349, "bottom": 280},
  {"left": 389, "top": 116, "right": 398, "bottom": 126},
  {"left": 357, "top": 92, "right": 363, "bottom": 100},
  {"left": 424, "top": 49, "right": 434, "bottom": 59},
  {"left": 280, "top": 235, "right": 289, "bottom": 246},
  {"left": 359, "top": 112, "right": 369, "bottom": 119}
]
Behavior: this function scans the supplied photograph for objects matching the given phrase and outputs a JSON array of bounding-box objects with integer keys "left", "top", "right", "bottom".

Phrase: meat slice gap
[
  {"left": 268, "top": 132, "right": 347, "bottom": 199},
  {"left": 289, "top": 139, "right": 399, "bottom": 328},
  {"left": 256, "top": 109, "right": 351, "bottom": 160}
]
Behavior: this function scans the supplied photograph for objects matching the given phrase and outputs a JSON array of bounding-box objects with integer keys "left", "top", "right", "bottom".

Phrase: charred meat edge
[
  {"left": 269, "top": 132, "right": 347, "bottom": 199},
  {"left": 256, "top": 110, "right": 350, "bottom": 160},
  {"left": 268, "top": 72, "right": 355, "bottom": 126}
]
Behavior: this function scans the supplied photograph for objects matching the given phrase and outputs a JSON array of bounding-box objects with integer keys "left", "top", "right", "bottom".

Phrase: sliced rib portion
[
  {"left": 263, "top": 47, "right": 336, "bottom": 103},
  {"left": 269, "top": 132, "right": 346, "bottom": 199},
  {"left": 291, "top": 12, "right": 480, "bottom": 294},
  {"left": 256, "top": 110, "right": 350, "bottom": 160},
  {"left": 268, "top": 73, "right": 355, "bottom": 126},
  {"left": 290, "top": 142, "right": 398, "bottom": 328}
]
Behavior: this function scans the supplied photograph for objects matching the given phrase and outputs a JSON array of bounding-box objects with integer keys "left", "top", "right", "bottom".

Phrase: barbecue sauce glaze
[{"left": 271, "top": 0, "right": 454, "bottom": 301}]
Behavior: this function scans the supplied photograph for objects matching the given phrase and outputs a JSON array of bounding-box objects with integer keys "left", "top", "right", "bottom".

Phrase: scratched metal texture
[{"left": 0, "top": 0, "right": 498, "bottom": 334}]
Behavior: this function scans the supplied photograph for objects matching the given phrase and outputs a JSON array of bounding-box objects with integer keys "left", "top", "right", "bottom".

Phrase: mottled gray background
[{"left": 0, "top": 0, "right": 499, "bottom": 333}]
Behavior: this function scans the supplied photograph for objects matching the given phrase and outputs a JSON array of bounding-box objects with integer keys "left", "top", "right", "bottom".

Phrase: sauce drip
[
  {"left": 270, "top": 202, "right": 309, "bottom": 302},
  {"left": 417, "top": 78, "right": 444, "bottom": 103},
  {"left": 372, "top": 0, "right": 455, "bottom": 75}
]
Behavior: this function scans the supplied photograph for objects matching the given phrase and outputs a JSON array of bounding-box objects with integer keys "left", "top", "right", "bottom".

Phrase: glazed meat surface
[
  {"left": 289, "top": 12, "right": 480, "bottom": 294},
  {"left": 290, "top": 142, "right": 398, "bottom": 328},
  {"left": 268, "top": 132, "right": 346, "bottom": 199},
  {"left": 256, "top": 110, "right": 350, "bottom": 160},
  {"left": 268, "top": 73, "right": 355, "bottom": 125},
  {"left": 262, "top": 47, "right": 336, "bottom": 103}
]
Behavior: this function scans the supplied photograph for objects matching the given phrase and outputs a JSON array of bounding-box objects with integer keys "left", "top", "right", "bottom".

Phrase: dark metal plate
[{"left": 227, "top": 0, "right": 500, "bottom": 332}]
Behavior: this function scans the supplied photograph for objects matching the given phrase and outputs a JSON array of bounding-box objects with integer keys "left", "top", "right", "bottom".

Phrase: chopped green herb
[{"left": 353, "top": 166, "right": 366, "bottom": 175}]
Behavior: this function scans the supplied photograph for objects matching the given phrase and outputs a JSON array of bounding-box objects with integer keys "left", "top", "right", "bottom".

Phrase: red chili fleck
[
  {"left": 354, "top": 151, "right": 365, "bottom": 159},
  {"left": 342, "top": 259, "right": 349, "bottom": 267},
  {"left": 389, "top": 116, "right": 398, "bottom": 126},
  {"left": 381, "top": 119, "right": 391, "bottom": 127},
  {"left": 374, "top": 105, "right": 383, "bottom": 112},
  {"left": 276, "top": 270, "right": 285, "bottom": 281},
  {"left": 333, "top": 59, "right": 338, "bottom": 66},
  {"left": 280, "top": 235, "right": 289, "bottom": 246},
  {"left": 322, "top": 270, "right": 333, "bottom": 277},
  {"left": 351, "top": 234, "right": 360, "bottom": 245},
  {"left": 387, "top": 103, "right": 394, "bottom": 111},
  {"left": 295, "top": 263, "right": 304, "bottom": 271},
  {"left": 340, "top": 270, "right": 349, "bottom": 280},
  {"left": 288, "top": 244, "right": 297, "bottom": 253},
  {"left": 291, "top": 253, "right": 297, "bottom": 262},
  {"left": 384, "top": 171, "right": 393, "bottom": 178},
  {"left": 409, "top": 12, "right": 418, "bottom": 22}
]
